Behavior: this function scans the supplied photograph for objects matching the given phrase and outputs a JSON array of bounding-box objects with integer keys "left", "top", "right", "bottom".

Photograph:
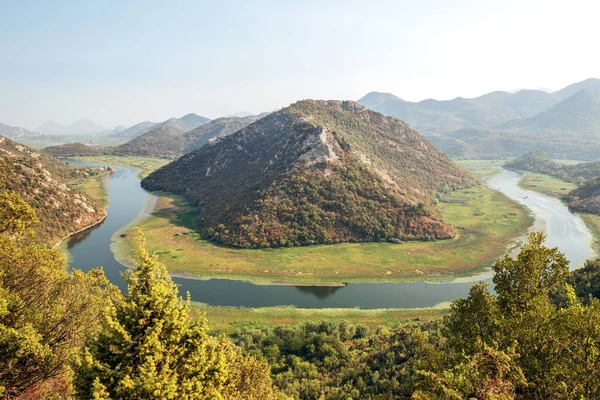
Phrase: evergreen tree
[
  {"left": 0, "top": 192, "right": 111, "bottom": 398},
  {"left": 74, "top": 231, "right": 278, "bottom": 399}
]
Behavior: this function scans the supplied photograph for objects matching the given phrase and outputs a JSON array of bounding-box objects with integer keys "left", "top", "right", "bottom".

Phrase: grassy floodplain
[
  {"left": 193, "top": 305, "right": 448, "bottom": 335},
  {"left": 71, "top": 155, "right": 169, "bottom": 179},
  {"left": 111, "top": 158, "right": 532, "bottom": 284}
]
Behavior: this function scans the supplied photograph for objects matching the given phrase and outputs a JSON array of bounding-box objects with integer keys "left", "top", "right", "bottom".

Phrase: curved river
[{"left": 67, "top": 164, "right": 595, "bottom": 309}]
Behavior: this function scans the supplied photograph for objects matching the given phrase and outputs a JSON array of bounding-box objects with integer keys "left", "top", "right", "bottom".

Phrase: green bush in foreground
[{"left": 73, "top": 231, "right": 278, "bottom": 399}]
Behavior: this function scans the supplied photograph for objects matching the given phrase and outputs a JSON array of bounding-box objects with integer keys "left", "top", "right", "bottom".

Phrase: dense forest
[
  {"left": 2, "top": 193, "right": 600, "bottom": 398},
  {"left": 142, "top": 100, "right": 478, "bottom": 248}
]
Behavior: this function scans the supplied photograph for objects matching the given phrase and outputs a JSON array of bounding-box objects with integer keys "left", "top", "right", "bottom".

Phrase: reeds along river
[{"left": 66, "top": 162, "right": 594, "bottom": 309}]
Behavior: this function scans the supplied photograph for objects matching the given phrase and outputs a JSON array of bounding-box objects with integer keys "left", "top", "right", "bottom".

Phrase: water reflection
[{"left": 294, "top": 284, "right": 347, "bottom": 300}]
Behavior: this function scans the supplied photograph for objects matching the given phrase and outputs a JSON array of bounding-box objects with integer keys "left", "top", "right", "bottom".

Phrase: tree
[
  {"left": 74, "top": 231, "right": 278, "bottom": 399},
  {"left": 0, "top": 192, "right": 111, "bottom": 398},
  {"left": 492, "top": 232, "right": 569, "bottom": 314}
]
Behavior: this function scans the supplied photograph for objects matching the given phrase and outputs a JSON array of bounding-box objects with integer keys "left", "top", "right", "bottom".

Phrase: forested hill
[
  {"left": 505, "top": 151, "right": 600, "bottom": 182},
  {"left": 0, "top": 136, "right": 108, "bottom": 244},
  {"left": 44, "top": 142, "right": 107, "bottom": 158},
  {"left": 566, "top": 178, "right": 600, "bottom": 215},
  {"left": 142, "top": 100, "right": 478, "bottom": 248}
]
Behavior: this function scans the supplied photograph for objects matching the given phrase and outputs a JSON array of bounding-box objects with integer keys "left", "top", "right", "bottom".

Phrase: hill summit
[{"left": 142, "top": 100, "right": 477, "bottom": 248}]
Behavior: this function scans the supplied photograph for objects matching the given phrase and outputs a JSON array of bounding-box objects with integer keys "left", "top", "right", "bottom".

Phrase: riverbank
[
  {"left": 193, "top": 304, "right": 448, "bottom": 335},
  {"left": 113, "top": 179, "right": 532, "bottom": 284}
]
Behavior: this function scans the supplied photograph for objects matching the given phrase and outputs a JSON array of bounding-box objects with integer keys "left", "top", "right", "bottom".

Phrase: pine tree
[
  {"left": 74, "top": 230, "right": 278, "bottom": 399},
  {"left": 0, "top": 192, "right": 111, "bottom": 398}
]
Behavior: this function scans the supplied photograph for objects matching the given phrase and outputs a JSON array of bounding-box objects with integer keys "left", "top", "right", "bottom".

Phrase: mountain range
[
  {"left": 142, "top": 100, "right": 477, "bottom": 248},
  {"left": 359, "top": 78, "right": 600, "bottom": 160},
  {"left": 36, "top": 119, "right": 108, "bottom": 135},
  {"left": 45, "top": 114, "right": 264, "bottom": 159}
]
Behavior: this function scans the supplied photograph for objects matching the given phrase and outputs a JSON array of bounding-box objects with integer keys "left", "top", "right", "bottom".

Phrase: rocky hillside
[
  {"left": 142, "top": 100, "right": 477, "bottom": 248},
  {"left": 44, "top": 143, "right": 107, "bottom": 158},
  {"left": 0, "top": 136, "right": 108, "bottom": 244}
]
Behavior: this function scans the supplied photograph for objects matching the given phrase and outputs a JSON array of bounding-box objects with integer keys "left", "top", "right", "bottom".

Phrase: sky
[{"left": 1, "top": 0, "right": 599, "bottom": 130}]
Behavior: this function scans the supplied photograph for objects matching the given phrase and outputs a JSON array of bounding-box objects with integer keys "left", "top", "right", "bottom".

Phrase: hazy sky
[{"left": 1, "top": 0, "right": 599, "bottom": 129}]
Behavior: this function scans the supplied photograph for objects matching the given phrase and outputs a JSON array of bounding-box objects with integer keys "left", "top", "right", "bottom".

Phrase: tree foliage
[
  {"left": 73, "top": 231, "right": 278, "bottom": 399},
  {"left": 0, "top": 193, "right": 112, "bottom": 398}
]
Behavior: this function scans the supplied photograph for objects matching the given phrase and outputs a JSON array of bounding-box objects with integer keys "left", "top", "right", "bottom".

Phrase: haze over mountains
[
  {"left": 36, "top": 119, "right": 108, "bottom": 135},
  {"left": 45, "top": 114, "right": 265, "bottom": 159},
  {"left": 142, "top": 100, "right": 477, "bottom": 248},
  {"left": 359, "top": 78, "right": 600, "bottom": 160}
]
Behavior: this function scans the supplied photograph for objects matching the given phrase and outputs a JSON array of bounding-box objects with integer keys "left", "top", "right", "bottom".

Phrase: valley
[{"left": 61, "top": 156, "right": 596, "bottom": 307}]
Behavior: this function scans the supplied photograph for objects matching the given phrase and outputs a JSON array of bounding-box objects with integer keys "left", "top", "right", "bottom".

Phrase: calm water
[{"left": 67, "top": 163, "right": 594, "bottom": 309}]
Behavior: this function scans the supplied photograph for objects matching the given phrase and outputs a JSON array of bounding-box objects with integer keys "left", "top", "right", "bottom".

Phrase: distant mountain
[
  {"left": 0, "top": 122, "right": 42, "bottom": 139},
  {"left": 36, "top": 120, "right": 66, "bottom": 133},
  {"left": 142, "top": 100, "right": 477, "bottom": 249},
  {"left": 0, "top": 136, "right": 107, "bottom": 244},
  {"left": 36, "top": 119, "right": 106, "bottom": 135},
  {"left": 224, "top": 111, "right": 254, "bottom": 118},
  {"left": 555, "top": 78, "right": 600, "bottom": 101},
  {"left": 111, "top": 126, "right": 185, "bottom": 158},
  {"left": 506, "top": 90, "right": 600, "bottom": 139},
  {"left": 154, "top": 113, "right": 211, "bottom": 132},
  {"left": 183, "top": 115, "right": 259, "bottom": 153},
  {"left": 111, "top": 121, "right": 157, "bottom": 140},
  {"left": 356, "top": 92, "right": 402, "bottom": 109},
  {"left": 107, "top": 115, "right": 258, "bottom": 159},
  {"left": 359, "top": 78, "right": 600, "bottom": 159}
]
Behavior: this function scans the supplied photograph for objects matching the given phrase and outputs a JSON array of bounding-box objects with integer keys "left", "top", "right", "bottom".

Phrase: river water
[{"left": 66, "top": 163, "right": 595, "bottom": 309}]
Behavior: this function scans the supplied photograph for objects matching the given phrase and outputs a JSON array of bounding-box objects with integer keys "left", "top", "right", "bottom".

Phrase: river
[{"left": 66, "top": 163, "right": 595, "bottom": 309}]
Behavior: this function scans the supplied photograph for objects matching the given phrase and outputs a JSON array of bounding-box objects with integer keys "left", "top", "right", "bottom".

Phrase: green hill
[
  {"left": 567, "top": 177, "right": 600, "bottom": 215},
  {"left": 43, "top": 142, "right": 107, "bottom": 157},
  {"left": 142, "top": 100, "right": 478, "bottom": 248},
  {"left": 0, "top": 136, "right": 107, "bottom": 244},
  {"left": 505, "top": 151, "right": 600, "bottom": 182}
]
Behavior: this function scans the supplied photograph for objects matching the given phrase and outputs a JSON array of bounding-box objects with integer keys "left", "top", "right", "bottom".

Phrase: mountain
[
  {"left": 555, "top": 78, "right": 600, "bottom": 100},
  {"left": 0, "top": 136, "right": 107, "bottom": 244},
  {"left": 154, "top": 113, "right": 211, "bottom": 132},
  {"left": 36, "top": 120, "right": 66, "bottom": 133},
  {"left": 44, "top": 143, "right": 106, "bottom": 158},
  {"left": 357, "top": 92, "right": 402, "bottom": 109},
  {"left": 224, "top": 111, "right": 254, "bottom": 118},
  {"left": 104, "top": 116, "right": 258, "bottom": 159},
  {"left": 111, "top": 126, "right": 184, "bottom": 158},
  {"left": 142, "top": 100, "right": 477, "bottom": 249},
  {"left": 111, "top": 121, "right": 156, "bottom": 140},
  {"left": 0, "top": 122, "right": 43, "bottom": 139},
  {"left": 506, "top": 89, "right": 600, "bottom": 139},
  {"left": 183, "top": 115, "right": 260, "bottom": 153},
  {"left": 359, "top": 78, "right": 600, "bottom": 159},
  {"left": 36, "top": 119, "right": 106, "bottom": 135}
]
